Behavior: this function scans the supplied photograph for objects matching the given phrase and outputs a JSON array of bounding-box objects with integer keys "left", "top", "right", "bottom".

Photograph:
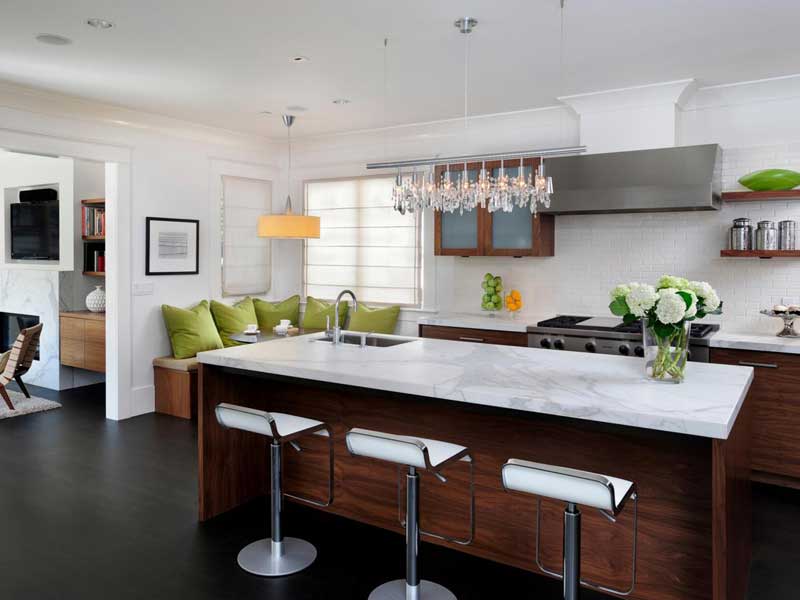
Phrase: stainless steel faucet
[{"left": 332, "top": 289, "right": 358, "bottom": 345}]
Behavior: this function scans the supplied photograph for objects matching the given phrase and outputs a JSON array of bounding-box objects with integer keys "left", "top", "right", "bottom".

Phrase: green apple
[{"left": 484, "top": 273, "right": 493, "bottom": 282}]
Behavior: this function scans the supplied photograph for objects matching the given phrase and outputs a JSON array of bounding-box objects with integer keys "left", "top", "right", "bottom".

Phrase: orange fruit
[{"left": 511, "top": 290, "right": 521, "bottom": 301}]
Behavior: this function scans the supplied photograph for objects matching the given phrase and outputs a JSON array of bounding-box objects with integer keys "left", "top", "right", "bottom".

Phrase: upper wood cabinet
[{"left": 433, "top": 158, "right": 555, "bottom": 257}]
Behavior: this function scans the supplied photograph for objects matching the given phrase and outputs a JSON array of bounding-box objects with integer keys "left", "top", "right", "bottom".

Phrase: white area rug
[{"left": 0, "top": 390, "right": 61, "bottom": 420}]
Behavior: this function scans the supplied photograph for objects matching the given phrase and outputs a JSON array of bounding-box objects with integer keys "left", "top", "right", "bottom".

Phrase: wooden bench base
[{"left": 154, "top": 366, "right": 197, "bottom": 419}]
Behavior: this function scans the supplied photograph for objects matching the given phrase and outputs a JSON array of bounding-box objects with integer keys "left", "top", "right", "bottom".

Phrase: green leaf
[
  {"left": 676, "top": 291, "right": 693, "bottom": 310},
  {"left": 623, "top": 313, "right": 638, "bottom": 325},
  {"left": 653, "top": 321, "right": 678, "bottom": 338},
  {"left": 609, "top": 297, "right": 630, "bottom": 317}
]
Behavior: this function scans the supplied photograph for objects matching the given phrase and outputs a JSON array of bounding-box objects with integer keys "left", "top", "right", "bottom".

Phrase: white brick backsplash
[{"left": 443, "top": 143, "right": 800, "bottom": 335}]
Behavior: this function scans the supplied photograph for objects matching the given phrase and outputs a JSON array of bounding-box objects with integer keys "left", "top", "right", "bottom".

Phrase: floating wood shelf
[
  {"left": 82, "top": 271, "right": 106, "bottom": 277},
  {"left": 81, "top": 198, "right": 106, "bottom": 206},
  {"left": 720, "top": 249, "right": 800, "bottom": 259},
  {"left": 721, "top": 190, "right": 800, "bottom": 202},
  {"left": 82, "top": 235, "right": 105, "bottom": 241}
]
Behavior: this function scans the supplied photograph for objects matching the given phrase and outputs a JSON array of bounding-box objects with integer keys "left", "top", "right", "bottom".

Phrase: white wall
[
  {"left": 0, "top": 83, "right": 279, "bottom": 417},
  {"left": 287, "top": 75, "right": 800, "bottom": 336}
]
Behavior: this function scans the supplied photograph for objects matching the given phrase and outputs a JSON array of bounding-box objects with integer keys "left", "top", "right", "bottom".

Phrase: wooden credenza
[{"left": 60, "top": 311, "right": 105, "bottom": 373}]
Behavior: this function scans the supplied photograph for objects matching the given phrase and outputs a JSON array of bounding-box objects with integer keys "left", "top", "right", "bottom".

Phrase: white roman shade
[
  {"left": 221, "top": 175, "right": 272, "bottom": 296},
  {"left": 304, "top": 176, "right": 421, "bottom": 306}
]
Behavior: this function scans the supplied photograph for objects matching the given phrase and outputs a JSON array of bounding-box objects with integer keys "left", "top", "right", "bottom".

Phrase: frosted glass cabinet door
[
  {"left": 491, "top": 209, "right": 533, "bottom": 249},
  {"left": 441, "top": 210, "right": 479, "bottom": 249},
  {"left": 438, "top": 169, "right": 480, "bottom": 253}
]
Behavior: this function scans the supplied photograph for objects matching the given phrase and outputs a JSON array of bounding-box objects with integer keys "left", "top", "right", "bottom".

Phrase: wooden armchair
[{"left": 0, "top": 323, "right": 43, "bottom": 410}]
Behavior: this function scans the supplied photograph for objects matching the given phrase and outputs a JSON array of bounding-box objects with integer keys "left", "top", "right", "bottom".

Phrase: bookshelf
[{"left": 81, "top": 199, "right": 105, "bottom": 277}]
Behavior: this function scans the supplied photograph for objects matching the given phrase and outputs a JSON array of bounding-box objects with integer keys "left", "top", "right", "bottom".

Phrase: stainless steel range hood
[{"left": 541, "top": 144, "right": 721, "bottom": 214}]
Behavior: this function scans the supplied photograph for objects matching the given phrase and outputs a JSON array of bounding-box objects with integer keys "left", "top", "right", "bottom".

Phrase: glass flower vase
[{"left": 643, "top": 321, "right": 690, "bottom": 383}]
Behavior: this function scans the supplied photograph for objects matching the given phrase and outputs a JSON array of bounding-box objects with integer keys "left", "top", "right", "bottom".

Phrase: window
[
  {"left": 304, "top": 176, "right": 421, "bottom": 306},
  {"left": 221, "top": 175, "right": 272, "bottom": 296}
]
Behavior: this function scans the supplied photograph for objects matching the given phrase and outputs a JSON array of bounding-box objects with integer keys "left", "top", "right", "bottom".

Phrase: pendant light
[
  {"left": 377, "top": 9, "right": 584, "bottom": 214},
  {"left": 257, "top": 115, "right": 320, "bottom": 239}
]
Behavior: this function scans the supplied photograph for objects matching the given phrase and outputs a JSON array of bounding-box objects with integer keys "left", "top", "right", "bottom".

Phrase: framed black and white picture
[{"left": 145, "top": 217, "right": 199, "bottom": 275}]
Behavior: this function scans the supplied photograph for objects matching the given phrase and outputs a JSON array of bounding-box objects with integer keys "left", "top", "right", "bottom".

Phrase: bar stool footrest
[
  {"left": 368, "top": 579, "right": 457, "bottom": 600},
  {"left": 237, "top": 537, "right": 317, "bottom": 577}
]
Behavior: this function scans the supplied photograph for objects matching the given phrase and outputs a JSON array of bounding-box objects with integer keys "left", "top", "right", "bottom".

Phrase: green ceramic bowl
[{"left": 738, "top": 169, "right": 800, "bottom": 191}]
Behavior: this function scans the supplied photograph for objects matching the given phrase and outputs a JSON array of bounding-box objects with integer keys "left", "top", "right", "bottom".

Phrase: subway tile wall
[{"left": 442, "top": 143, "right": 800, "bottom": 334}]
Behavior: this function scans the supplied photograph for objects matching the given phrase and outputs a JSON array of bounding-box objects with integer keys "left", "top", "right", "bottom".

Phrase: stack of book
[
  {"left": 82, "top": 205, "right": 106, "bottom": 237},
  {"left": 89, "top": 250, "right": 106, "bottom": 273}
]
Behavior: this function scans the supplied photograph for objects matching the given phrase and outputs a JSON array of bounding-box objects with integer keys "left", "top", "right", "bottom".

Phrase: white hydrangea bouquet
[{"left": 609, "top": 276, "right": 722, "bottom": 383}]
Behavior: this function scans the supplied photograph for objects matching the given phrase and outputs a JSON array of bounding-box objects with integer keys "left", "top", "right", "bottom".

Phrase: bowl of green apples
[{"left": 481, "top": 273, "right": 504, "bottom": 313}]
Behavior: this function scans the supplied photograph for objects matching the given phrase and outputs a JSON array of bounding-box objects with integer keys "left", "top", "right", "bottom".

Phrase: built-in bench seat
[{"left": 153, "top": 356, "right": 198, "bottom": 419}]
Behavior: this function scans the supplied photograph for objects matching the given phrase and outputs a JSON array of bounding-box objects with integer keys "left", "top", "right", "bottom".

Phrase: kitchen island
[{"left": 197, "top": 332, "right": 754, "bottom": 600}]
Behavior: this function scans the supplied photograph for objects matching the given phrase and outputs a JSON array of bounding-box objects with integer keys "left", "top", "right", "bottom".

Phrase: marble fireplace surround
[{"left": 0, "top": 269, "right": 60, "bottom": 389}]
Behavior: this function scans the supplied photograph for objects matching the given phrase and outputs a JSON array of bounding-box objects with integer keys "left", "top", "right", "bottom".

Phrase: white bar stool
[
  {"left": 502, "top": 459, "right": 638, "bottom": 600},
  {"left": 346, "top": 428, "right": 475, "bottom": 600},
  {"left": 215, "top": 403, "right": 334, "bottom": 577}
]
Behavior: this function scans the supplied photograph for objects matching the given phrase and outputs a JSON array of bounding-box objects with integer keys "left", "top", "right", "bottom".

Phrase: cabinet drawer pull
[
  {"left": 738, "top": 360, "right": 778, "bottom": 369},
  {"left": 458, "top": 336, "right": 485, "bottom": 343}
]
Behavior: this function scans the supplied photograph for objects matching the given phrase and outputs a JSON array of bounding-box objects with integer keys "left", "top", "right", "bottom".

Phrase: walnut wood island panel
[{"left": 197, "top": 334, "right": 753, "bottom": 600}]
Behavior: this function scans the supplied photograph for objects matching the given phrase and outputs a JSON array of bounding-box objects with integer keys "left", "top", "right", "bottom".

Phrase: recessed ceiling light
[
  {"left": 291, "top": 56, "right": 309, "bottom": 63},
  {"left": 332, "top": 98, "right": 351, "bottom": 105},
  {"left": 86, "top": 18, "right": 114, "bottom": 29},
  {"left": 286, "top": 105, "right": 307, "bottom": 113},
  {"left": 36, "top": 34, "right": 72, "bottom": 46}
]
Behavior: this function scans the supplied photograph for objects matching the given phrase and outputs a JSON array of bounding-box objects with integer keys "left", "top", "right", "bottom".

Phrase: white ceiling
[{"left": 1, "top": 0, "right": 799, "bottom": 138}]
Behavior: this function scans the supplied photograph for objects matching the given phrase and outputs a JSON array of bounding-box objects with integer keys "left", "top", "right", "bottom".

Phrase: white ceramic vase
[{"left": 86, "top": 285, "right": 106, "bottom": 313}]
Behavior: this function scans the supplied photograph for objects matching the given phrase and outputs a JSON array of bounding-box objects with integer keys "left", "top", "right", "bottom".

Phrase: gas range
[{"left": 526, "top": 315, "right": 719, "bottom": 362}]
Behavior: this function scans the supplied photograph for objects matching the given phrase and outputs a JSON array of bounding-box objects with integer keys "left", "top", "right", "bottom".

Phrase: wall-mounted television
[{"left": 10, "top": 201, "right": 60, "bottom": 260}]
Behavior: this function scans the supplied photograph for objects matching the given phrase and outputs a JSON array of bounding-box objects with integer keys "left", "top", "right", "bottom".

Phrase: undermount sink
[{"left": 315, "top": 332, "right": 415, "bottom": 347}]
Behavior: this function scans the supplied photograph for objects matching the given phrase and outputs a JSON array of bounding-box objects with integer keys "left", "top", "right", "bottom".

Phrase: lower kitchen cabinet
[
  {"left": 418, "top": 324, "right": 527, "bottom": 347},
  {"left": 711, "top": 347, "right": 800, "bottom": 484}
]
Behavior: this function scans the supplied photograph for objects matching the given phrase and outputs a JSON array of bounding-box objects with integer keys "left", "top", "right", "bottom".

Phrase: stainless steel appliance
[
  {"left": 730, "top": 217, "right": 752, "bottom": 250},
  {"left": 779, "top": 220, "right": 797, "bottom": 250},
  {"left": 541, "top": 144, "right": 721, "bottom": 214},
  {"left": 527, "top": 315, "right": 719, "bottom": 362},
  {"left": 755, "top": 220, "right": 778, "bottom": 250}
]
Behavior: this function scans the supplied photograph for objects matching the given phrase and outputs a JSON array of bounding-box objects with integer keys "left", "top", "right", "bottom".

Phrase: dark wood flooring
[{"left": 0, "top": 383, "right": 796, "bottom": 599}]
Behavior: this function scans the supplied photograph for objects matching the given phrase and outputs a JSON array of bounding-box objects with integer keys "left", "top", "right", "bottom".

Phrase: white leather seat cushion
[
  {"left": 502, "top": 459, "right": 633, "bottom": 512},
  {"left": 346, "top": 428, "right": 467, "bottom": 469},
  {"left": 215, "top": 403, "right": 328, "bottom": 439}
]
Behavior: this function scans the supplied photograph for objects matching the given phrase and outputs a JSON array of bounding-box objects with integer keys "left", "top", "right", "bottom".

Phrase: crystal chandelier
[
  {"left": 391, "top": 156, "right": 556, "bottom": 215},
  {"left": 371, "top": 5, "right": 581, "bottom": 215}
]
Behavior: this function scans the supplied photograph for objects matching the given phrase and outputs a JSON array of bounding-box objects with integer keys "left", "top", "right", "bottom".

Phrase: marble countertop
[
  {"left": 710, "top": 332, "right": 800, "bottom": 355},
  {"left": 420, "top": 312, "right": 800, "bottom": 357},
  {"left": 198, "top": 331, "right": 753, "bottom": 439}
]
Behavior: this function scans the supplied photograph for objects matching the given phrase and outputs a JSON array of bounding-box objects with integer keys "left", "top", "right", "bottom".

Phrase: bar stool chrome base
[
  {"left": 237, "top": 537, "right": 317, "bottom": 577},
  {"left": 368, "top": 579, "right": 457, "bottom": 600}
]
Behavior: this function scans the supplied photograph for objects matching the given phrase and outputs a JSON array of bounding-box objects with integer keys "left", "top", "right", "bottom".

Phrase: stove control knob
[
  {"left": 585, "top": 341, "right": 596, "bottom": 353},
  {"left": 634, "top": 345, "right": 645, "bottom": 358},
  {"left": 540, "top": 338, "right": 552, "bottom": 349},
  {"left": 554, "top": 339, "right": 565, "bottom": 350},
  {"left": 618, "top": 344, "right": 631, "bottom": 356}
]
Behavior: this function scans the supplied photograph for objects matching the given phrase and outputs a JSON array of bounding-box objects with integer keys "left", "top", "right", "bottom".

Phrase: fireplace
[{"left": 0, "top": 312, "right": 40, "bottom": 360}]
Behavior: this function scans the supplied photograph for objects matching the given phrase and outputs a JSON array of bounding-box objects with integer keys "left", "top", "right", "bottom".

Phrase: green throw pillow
[
  {"left": 347, "top": 304, "right": 401, "bottom": 334},
  {"left": 253, "top": 295, "right": 301, "bottom": 331},
  {"left": 302, "top": 296, "right": 349, "bottom": 330},
  {"left": 161, "top": 300, "right": 224, "bottom": 359},
  {"left": 210, "top": 297, "right": 258, "bottom": 347}
]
